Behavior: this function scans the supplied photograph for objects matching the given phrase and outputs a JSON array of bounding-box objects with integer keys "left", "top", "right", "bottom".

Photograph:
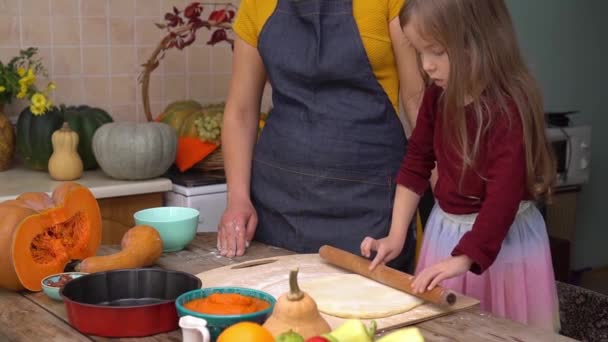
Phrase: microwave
[{"left": 546, "top": 125, "right": 591, "bottom": 187}]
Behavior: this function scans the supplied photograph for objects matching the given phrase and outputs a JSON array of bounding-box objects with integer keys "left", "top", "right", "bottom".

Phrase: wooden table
[{"left": 0, "top": 233, "right": 574, "bottom": 342}]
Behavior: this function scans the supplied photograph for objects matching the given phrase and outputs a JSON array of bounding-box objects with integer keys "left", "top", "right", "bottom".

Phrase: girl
[{"left": 360, "top": 0, "right": 560, "bottom": 332}]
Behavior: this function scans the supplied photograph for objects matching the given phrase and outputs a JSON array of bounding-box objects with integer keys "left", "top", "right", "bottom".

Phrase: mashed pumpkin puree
[{"left": 184, "top": 293, "right": 271, "bottom": 315}]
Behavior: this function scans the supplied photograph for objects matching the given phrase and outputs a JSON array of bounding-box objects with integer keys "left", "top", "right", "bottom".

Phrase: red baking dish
[{"left": 60, "top": 268, "right": 202, "bottom": 337}]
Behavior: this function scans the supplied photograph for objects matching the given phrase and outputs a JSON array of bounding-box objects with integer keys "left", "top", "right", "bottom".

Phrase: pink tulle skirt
[{"left": 416, "top": 202, "right": 560, "bottom": 332}]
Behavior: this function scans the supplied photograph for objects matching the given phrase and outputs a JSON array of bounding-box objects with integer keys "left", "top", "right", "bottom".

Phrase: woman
[{"left": 217, "top": 0, "right": 423, "bottom": 272}]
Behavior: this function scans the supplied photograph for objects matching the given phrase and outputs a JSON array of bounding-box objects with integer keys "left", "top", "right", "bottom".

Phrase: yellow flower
[
  {"left": 17, "top": 67, "right": 26, "bottom": 77},
  {"left": 47, "top": 82, "right": 56, "bottom": 91},
  {"left": 30, "top": 93, "right": 50, "bottom": 116},
  {"left": 16, "top": 84, "right": 28, "bottom": 99},
  {"left": 0, "top": 86, "right": 5, "bottom": 93},
  {"left": 19, "top": 75, "right": 35, "bottom": 87},
  {"left": 30, "top": 104, "right": 46, "bottom": 115},
  {"left": 31, "top": 92, "right": 47, "bottom": 108}
]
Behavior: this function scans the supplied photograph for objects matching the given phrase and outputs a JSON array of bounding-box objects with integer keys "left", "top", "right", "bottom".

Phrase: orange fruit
[{"left": 217, "top": 322, "right": 274, "bottom": 342}]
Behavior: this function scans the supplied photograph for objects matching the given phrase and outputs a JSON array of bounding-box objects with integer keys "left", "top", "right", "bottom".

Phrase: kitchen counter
[
  {"left": 0, "top": 233, "right": 575, "bottom": 341},
  {"left": 0, "top": 164, "right": 173, "bottom": 244},
  {"left": 0, "top": 164, "right": 172, "bottom": 202}
]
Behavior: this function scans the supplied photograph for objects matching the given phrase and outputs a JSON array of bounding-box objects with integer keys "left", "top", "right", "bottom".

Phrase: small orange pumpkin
[
  {"left": 262, "top": 269, "right": 331, "bottom": 339},
  {"left": 0, "top": 182, "right": 102, "bottom": 291}
]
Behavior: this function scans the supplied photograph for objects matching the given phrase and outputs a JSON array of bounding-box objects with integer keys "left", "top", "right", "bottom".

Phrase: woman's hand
[
  {"left": 217, "top": 199, "right": 258, "bottom": 257},
  {"left": 411, "top": 255, "right": 473, "bottom": 293},
  {"left": 360, "top": 234, "right": 406, "bottom": 271}
]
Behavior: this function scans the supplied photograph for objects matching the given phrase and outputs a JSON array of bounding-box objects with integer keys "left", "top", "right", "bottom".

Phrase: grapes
[{"left": 195, "top": 108, "right": 223, "bottom": 144}]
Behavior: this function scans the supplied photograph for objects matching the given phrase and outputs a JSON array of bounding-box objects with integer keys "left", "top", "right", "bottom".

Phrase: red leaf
[
  {"left": 208, "top": 9, "right": 226, "bottom": 22},
  {"left": 207, "top": 28, "right": 228, "bottom": 45},
  {"left": 165, "top": 12, "right": 184, "bottom": 27},
  {"left": 184, "top": 2, "right": 203, "bottom": 19}
]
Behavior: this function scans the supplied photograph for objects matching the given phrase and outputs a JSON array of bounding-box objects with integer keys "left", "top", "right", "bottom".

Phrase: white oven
[{"left": 546, "top": 124, "right": 591, "bottom": 187}]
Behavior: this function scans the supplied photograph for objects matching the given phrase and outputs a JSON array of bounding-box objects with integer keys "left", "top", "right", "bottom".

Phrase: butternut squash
[
  {"left": 0, "top": 182, "right": 102, "bottom": 291},
  {"left": 48, "top": 122, "right": 83, "bottom": 181},
  {"left": 263, "top": 269, "right": 331, "bottom": 339},
  {"left": 76, "top": 225, "right": 163, "bottom": 273}
]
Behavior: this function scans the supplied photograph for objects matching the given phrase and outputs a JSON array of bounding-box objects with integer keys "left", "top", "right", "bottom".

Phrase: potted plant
[{"left": 0, "top": 48, "right": 55, "bottom": 171}]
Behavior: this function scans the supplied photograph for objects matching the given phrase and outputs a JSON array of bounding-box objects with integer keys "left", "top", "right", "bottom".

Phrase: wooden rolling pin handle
[{"left": 319, "top": 245, "right": 457, "bottom": 307}]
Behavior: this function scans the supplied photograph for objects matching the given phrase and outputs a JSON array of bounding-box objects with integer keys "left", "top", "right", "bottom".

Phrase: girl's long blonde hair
[{"left": 400, "top": 0, "right": 555, "bottom": 200}]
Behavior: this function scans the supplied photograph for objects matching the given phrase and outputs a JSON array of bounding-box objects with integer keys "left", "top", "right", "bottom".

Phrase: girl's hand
[
  {"left": 411, "top": 255, "right": 473, "bottom": 293},
  {"left": 217, "top": 199, "right": 258, "bottom": 258},
  {"left": 360, "top": 235, "right": 405, "bottom": 271}
]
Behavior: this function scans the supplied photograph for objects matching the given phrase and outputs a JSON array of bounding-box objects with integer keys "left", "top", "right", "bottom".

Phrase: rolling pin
[{"left": 318, "top": 245, "right": 457, "bottom": 307}]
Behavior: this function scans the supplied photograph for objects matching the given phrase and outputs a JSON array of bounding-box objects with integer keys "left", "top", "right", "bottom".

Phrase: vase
[{"left": 0, "top": 104, "right": 16, "bottom": 171}]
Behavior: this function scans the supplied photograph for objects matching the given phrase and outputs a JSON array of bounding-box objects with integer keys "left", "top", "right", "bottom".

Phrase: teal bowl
[
  {"left": 175, "top": 287, "right": 276, "bottom": 340},
  {"left": 41, "top": 272, "right": 87, "bottom": 301},
  {"left": 134, "top": 206, "right": 199, "bottom": 252}
]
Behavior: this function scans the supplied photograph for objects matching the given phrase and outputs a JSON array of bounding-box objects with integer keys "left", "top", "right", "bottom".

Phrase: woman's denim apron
[{"left": 251, "top": 0, "right": 415, "bottom": 272}]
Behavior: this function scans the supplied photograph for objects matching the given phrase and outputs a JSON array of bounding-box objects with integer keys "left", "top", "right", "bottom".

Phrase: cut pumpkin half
[{"left": 0, "top": 182, "right": 101, "bottom": 291}]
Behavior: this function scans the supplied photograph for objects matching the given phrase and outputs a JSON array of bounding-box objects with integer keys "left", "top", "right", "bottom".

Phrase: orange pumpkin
[
  {"left": 0, "top": 182, "right": 101, "bottom": 291},
  {"left": 76, "top": 225, "right": 163, "bottom": 273}
]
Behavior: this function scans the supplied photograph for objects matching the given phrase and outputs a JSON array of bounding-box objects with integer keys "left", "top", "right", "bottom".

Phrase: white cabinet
[{"left": 164, "top": 183, "right": 227, "bottom": 232}]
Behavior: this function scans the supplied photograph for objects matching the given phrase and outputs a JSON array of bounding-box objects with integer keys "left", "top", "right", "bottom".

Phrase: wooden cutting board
[{"left": 196, "top": 254, "right": 479, "bottom": 332}]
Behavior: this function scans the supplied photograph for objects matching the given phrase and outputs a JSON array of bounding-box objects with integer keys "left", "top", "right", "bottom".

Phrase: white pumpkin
[{"left": 92, "top": 122, "right": 177, "bottom": 180}]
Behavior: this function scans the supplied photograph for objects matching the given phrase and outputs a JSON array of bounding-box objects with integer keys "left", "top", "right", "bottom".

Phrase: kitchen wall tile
[
  {"left": 135, "top": 17, "right": 160, "bottom": 45},
  {"left": 81, "top": 0, "right": 108, "bottom": 17},
  {"left": 52, "top": 16, "right": 81, "bottom": 45},
  {"left": 187, "top": 46, "right": 211, "bottom": 73},
  {"left": 163, "top": 74, "right": 187, "bottom": 103},
  {"left": 21, "top": 0, "right": 50, "bottom": 16},
  {"left": 21, "top": 16, "right": 51, "bottom": 46},
  {"left": 137, "top": 46, "right": 154, "bottom": 66},
  {"left": 188, "top": 75, "right": 213, "bottom": 102},
  {"left": 82, "top": 47, "right": 109, "bottom": 74},
  {"left": 0, "top": 16, "right": 20, "bottom": 47},
  {"left": 0, "top": 0, "right": 19, "bottom": 16},
  {"left": 52, "top": 47, "right": 81, "bottom": 75},
  {"left": 136, "top": 0, "right": 161, "bottom": 17},
  {"left": 53, "top": 76, "right": 84, "bottom": 104},
  {"left": 211, "top": 45, "right": 233, "bottom": 73},
  {"left": 111, "top": 46, "right": 137, "bottom": 74},
  {"left": 35, "top": 47, "right": 53, "bottom": 71},
  {"left": 110, "top": 17, "right": 134, "bottom": 45},
  {"left": 111, "top": 76, "right": 136, "bottom": 105},
  {"left": 109, "top": 0, "right": 135, "bottom": 17},
  {"left": 111, "top": 104, "right": 136, "bottom": 122},
  {"left": 161, "top": 0, "right": 187, "bottom": 13},
  {"left": 83, "top": 76, "right": 110, "bottom": 107},
  {"left": 0, "top": 47, "right": 21, "bottom": 63},
  {"left": 163, "top": 48, "right": 186, "bottom": 73},
  {"left": 82, "top": 17, "right": 108, "bottom": 45},
  {"left": 211, "top": 73, "right": 231, "bottom": 100},
  {"left": 51, "top": 0, "right": 79, "bottom": 17}
]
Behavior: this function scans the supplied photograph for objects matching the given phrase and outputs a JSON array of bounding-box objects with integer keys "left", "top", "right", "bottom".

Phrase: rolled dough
[{"left": 300, "top": 274, "right": 424, "bottom": 319}]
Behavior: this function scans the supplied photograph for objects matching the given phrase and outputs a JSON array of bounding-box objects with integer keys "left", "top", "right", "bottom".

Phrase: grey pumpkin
[{"left": 92, "top": 122, "right": 177, "bottom": 180}]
